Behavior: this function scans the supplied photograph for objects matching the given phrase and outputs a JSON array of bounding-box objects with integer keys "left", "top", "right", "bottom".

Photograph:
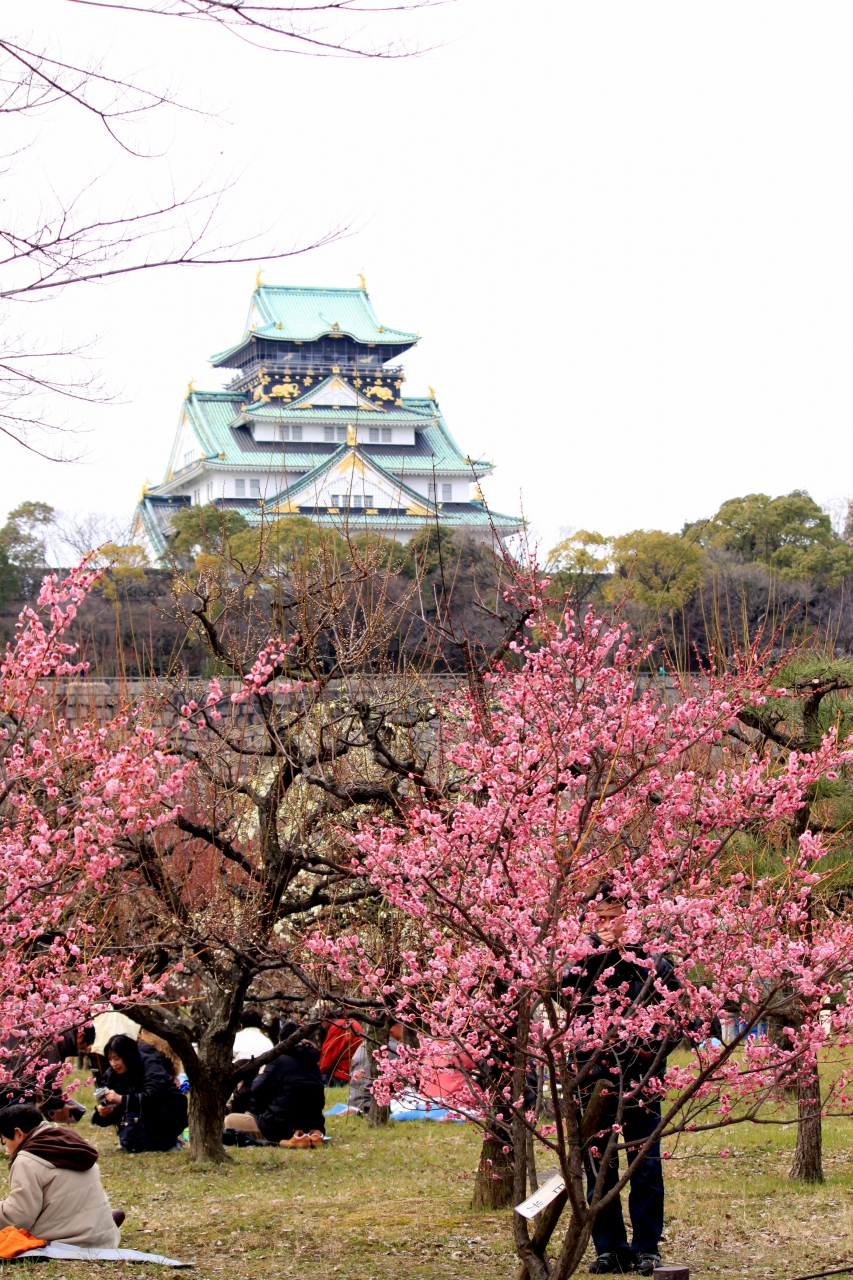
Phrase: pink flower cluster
[
  {"left": 309, "top": 574, "right": 853, "bottom": 1144},
  {"left": 0, "top": 564, "right": 189, "bottom": 1091}
]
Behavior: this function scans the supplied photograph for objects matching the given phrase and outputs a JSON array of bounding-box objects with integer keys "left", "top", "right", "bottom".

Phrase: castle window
[
  {"left": 442, "top": 484, "right": 452, "bottom": 502},
  {"left": 324, "top": 426, "right": 335, "bottom": 442},
  {"left": 250, "top": 479, "right": 261, "bottom": 497},
  {"left": 428, "top": 482, "right": 436, "bottom": 502},
  {"left": 291, "top": 425, "right": 302, "bottom": 442},
  {"left": 206, "top": 482, "right": 213, "bottom": 501},
  {"left": 364, "top": 495, "right": 374, "bottom": 508},
  {"left": 193, "top": 489, "right": 200, "bottom": 505},
  {"left": 184, "top": 451, "right": 193, "bottom": 467},
  {"left": 235, "top": 479, "right": 245, "bottom": 497},
  {"left": 381, "top": 428, "right": 392, "bottom": 443},
  {"left": 336, "top": 426, "right": 347, "bottom": 442},
  {"left": 352, "top": 494, "right": 363, "bottom": 509},
  {"left": 331, "top": 495, "right": 340, "bottom": 507},
  {"left": 369, "top": 428, "right": 379, "bottom": 443}
]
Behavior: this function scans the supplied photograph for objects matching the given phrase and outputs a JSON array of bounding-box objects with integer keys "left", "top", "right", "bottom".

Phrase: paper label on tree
[{"left": 514, "top": 1173, "right": 566, "bottom": 1219}]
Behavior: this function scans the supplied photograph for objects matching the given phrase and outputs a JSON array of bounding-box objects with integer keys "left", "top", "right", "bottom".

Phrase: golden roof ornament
[
  {"left": 357, "top": 272, "right": 366, "bottom": 291},
  {"left": 255, "top": 268, "right": 264, "bottom": 289},
  {"left": 186, "top": 378, "right": 195, "bottom": 397},
  {"left": 428, "top": 385, "right": 436, "bottom": 401},
  {"left": 347, "top": 423, "right": 357, "bottom": 446}
]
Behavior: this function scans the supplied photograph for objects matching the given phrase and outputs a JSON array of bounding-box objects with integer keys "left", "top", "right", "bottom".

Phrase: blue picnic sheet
[{"left": 324, "top": 1099, "right": 464, "bottom": 1122}]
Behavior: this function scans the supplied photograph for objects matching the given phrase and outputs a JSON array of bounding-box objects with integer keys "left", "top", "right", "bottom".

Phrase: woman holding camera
[{"left": 91, "top": 1035, "right": 187, "bottom": 1152}]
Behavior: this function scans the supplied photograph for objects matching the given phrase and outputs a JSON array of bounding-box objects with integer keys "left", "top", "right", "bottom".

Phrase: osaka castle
[{"left": 133, "top": 279, "right": 521, "bottom": 557}]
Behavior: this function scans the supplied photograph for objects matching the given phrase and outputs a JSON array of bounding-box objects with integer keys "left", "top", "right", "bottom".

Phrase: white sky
[{"left": 4, "top": 0, "right": 853, "bottom": 554}]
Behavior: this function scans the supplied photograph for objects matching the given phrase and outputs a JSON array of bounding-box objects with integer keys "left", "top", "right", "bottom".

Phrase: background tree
[
  {"left": 697, "top": 490, "right": 853, "bottom": 588},
  {"left": 103, "top": 526, "right": 491, "bottom": 1162},
  {"left": 546, "top": 530, "right": 612, "bottom": 606},
  {"left": 0, "top": 501, "right": 56, "bottom": 595},
  {"left": 608, "top": 527, "right": 705, "bottom": 613},
  {"left": 733, "top": 652, "right": 853, "bottom": 1182}
]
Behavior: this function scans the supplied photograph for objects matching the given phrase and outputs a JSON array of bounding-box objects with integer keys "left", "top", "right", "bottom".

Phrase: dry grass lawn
[{"left": 9, "top": 1084, "right": 853, "bottom": 1280}]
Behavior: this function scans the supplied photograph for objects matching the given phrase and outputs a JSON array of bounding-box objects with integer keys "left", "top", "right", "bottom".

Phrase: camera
[{"left": 93, "top": 1087, "right": 108, "bottom": 1104}]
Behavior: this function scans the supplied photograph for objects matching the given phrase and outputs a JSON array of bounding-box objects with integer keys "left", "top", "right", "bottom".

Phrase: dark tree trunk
[
  {"left": 473, "top": 1133, "right": 514, "bottom": 1209},
  {"left": 188, "top": 1061, "right": 230, "bottom": 1163},
  {"left": 790, "top": 1057, "right": 823, "bottom": 1183},
  {"left": 126, "top": 980, "right": 248, "bottom": 1164},
  {"left": 367, "top": 1017, "right": 391, "bottom": 1128}
]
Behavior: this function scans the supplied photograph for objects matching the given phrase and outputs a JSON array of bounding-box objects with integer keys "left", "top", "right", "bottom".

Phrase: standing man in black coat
[{"left": 563, "top": 891, "right": 680, "bottom": 1277}]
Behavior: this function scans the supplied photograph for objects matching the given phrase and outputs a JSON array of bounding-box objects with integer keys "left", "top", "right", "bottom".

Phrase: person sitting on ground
[
  {"left": 348, "top": 1023, "right": 403, "bottom": 1115},
  {"left": 232, "top": 1011, "right": 273, "bottom": 1064},
  {"left": 0, "top": 1104, "right": 119, "bottom": 1246},
  {"left": 90, "top": 1035, "right": 187, "bottom": 1152},
  {"left": 224, "top": 1023, "right": 325, "bottom": 1145},
  {"left": 318, "top": 1016, "right": 361, "bottom": 1086}
]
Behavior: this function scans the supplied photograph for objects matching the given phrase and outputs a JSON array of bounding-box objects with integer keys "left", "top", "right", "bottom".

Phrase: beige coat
[{"left": 0, "top": 1130, "right": 119, "bottom": 1246}]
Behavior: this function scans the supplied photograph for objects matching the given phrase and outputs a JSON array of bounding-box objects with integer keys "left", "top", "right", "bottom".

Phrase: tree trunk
[
  {"left": 473, "top": 1133, "right": 514, "bottom": 1209},
  {"left": 368, "top": 1017, "right": 391, "bottom": 1128},
  {"left": 126, "top": 984, "right": 248, "bottom": 1164},
  {"left": 188, "top": 1061, "right": 230, "bottom": 1163},
  {"left": 767, "top": 1006, "right": 797, "bottom": 1098},
  {"left": 790, "top": 1056, "right": 823, "bottom": 1183},
  {"left": 187, "top": 993, "right": 247, "bottom": 1163}
]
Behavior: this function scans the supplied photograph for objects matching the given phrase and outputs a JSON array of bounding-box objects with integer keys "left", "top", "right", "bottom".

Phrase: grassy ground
[{"left": 11, "top": 1084, "right": 853, "bottom": 1279}]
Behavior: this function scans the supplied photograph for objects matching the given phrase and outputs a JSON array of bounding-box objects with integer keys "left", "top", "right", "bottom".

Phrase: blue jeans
[{"left": 585, "top": 1092, "right": 664, "bottom": 1258}]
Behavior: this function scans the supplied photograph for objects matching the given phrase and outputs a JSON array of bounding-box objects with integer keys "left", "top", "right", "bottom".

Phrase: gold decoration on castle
[
  {"left": 255, "top": 268, "right": 264, "bottom": 288},
  {"left": 347, "top": 424, "right": 357, "bottom": 446},
  {"left": 271, "top": 381, "right": 300, "bottom": 399},
  {"left": 357, "top": 272, "right": 366, "bottom": 290}
]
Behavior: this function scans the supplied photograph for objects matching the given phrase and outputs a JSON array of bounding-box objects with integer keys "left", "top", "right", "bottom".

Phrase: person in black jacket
[
  {"left": 224, "top": 1026, "right": 325, "bottom": 1145},
  {"left": 562, "top": 892, "right": 680, "bottom": 1277},
  {"left": 40, "top": 1024, "right": 104, "bottom": 1124},
  {"left": 91, "top": 1035, "right": 187, "bottom": 1152}
]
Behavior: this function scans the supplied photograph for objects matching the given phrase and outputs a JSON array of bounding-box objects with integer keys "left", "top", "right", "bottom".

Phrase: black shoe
[
  {"left": 589, "top": 1254, "right": 629, "bottom": 1275},
  {"left": 633, "top": 1253, "right": 661, "bottom": 1276}
]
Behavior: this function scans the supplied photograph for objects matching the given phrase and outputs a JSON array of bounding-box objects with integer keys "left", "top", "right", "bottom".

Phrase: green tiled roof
[
  {"left": 211, "top": 286, "right": 418, "bottom": 363},
  {"left": 163, "top": 390, "right": 487, "bottom": 482},
  {"left": 135, "top": 492, "right": 519, "bottom": 561}
]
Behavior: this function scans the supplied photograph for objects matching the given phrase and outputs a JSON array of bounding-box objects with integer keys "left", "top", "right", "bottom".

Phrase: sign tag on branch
[{"left": 514, "top": 1174, "right": 566, "bottom": 1220}]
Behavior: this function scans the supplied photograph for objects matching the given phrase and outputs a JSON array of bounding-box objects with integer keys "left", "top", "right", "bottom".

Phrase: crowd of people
[{"left": 0, "top": 892, "right": 672, "bottom": 1272}]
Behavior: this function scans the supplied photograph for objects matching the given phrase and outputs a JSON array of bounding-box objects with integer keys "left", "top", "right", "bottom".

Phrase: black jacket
[
  {"left": 91, "top": 1043, "right": 187, "bottom": 1150},
  {"left": 562, "top": 939, "right": 680, "bottom": 1084},
  {"left": 233, "top": 1042, "right": 325, "bottom": 1143}
]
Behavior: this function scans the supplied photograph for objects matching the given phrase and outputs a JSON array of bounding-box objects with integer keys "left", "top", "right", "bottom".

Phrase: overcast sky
[{"left": 4, "top": 1, "right": 853, "bottom": 554}]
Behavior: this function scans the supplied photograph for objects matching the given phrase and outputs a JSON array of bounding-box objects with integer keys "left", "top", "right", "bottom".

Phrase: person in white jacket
[{"left": 0, "top": 1106, "right": 119, "bottom": 1247}]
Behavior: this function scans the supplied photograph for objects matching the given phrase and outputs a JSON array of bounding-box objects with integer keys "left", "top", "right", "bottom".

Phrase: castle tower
[{"left": 133, "top": 280, "right": 520, "bottom": 556}]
